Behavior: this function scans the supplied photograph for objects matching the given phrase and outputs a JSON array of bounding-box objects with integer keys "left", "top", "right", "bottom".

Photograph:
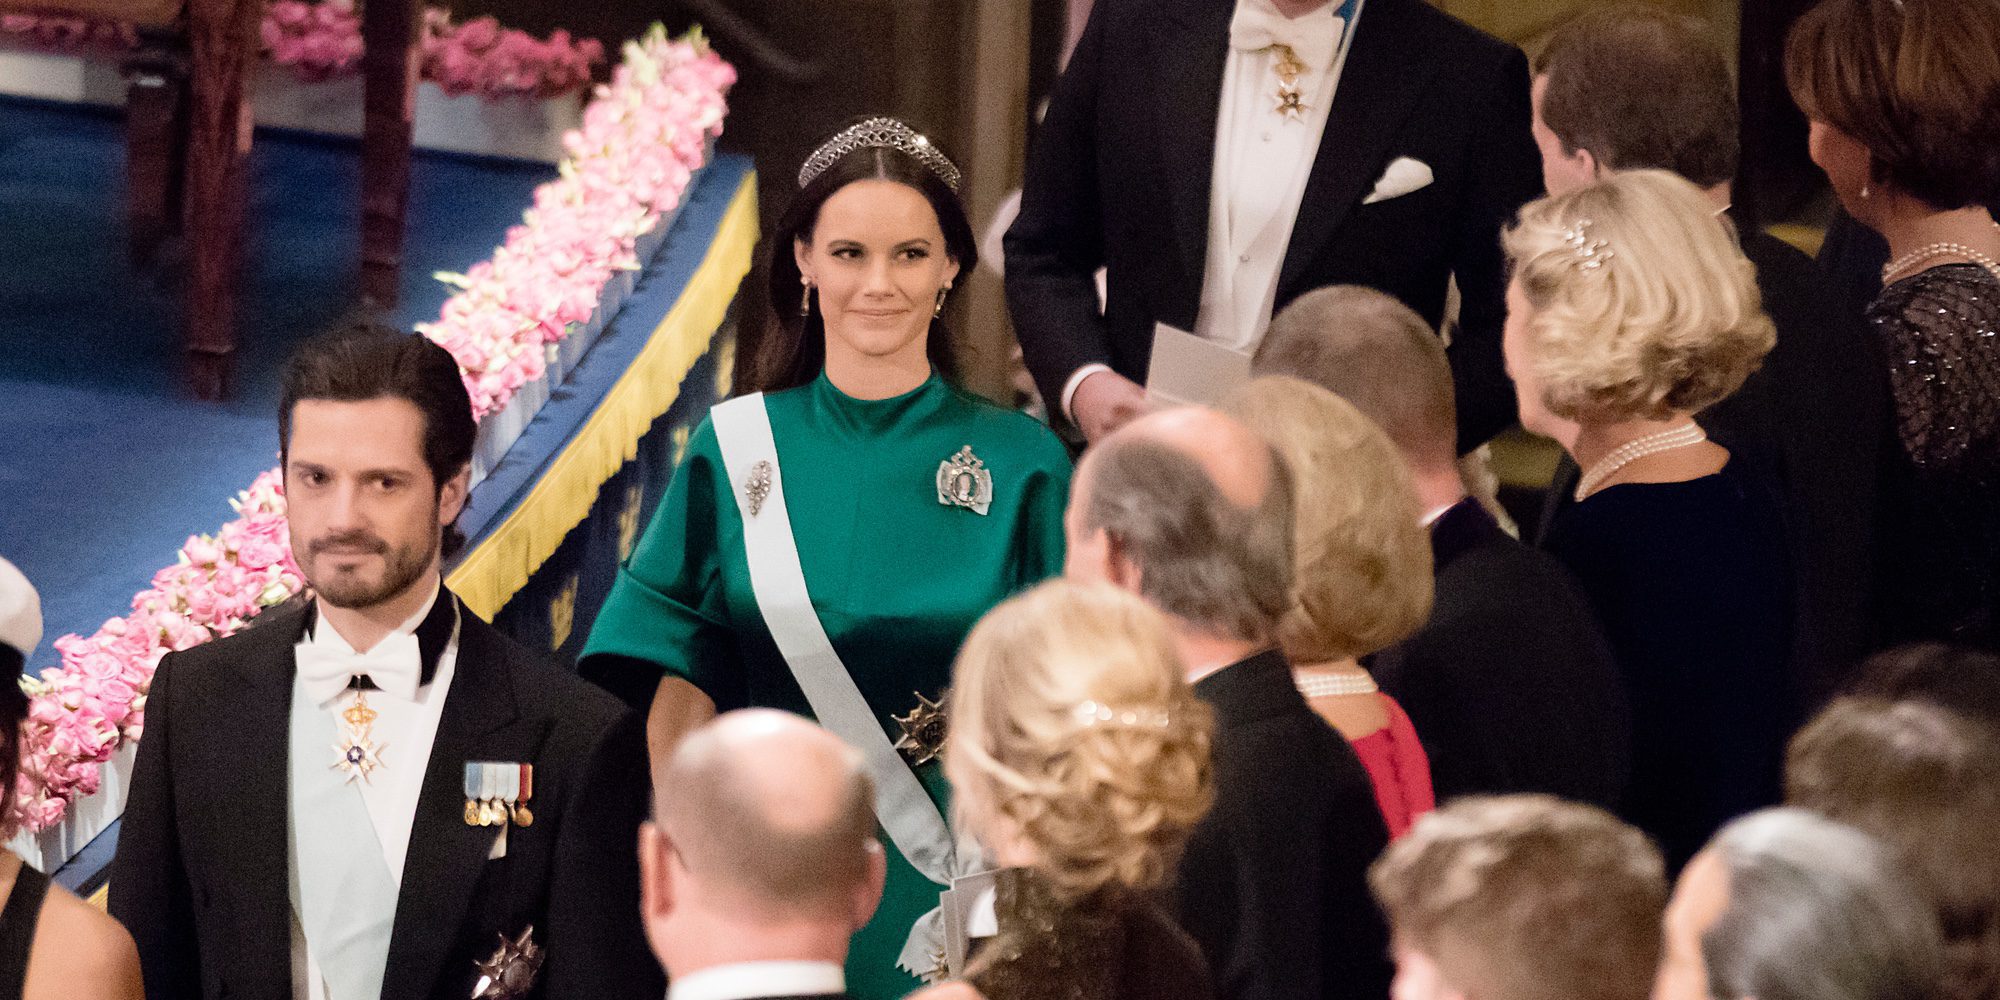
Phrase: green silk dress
[{"left": 581, "top": 370, "right": 1072, "bottom": 999}]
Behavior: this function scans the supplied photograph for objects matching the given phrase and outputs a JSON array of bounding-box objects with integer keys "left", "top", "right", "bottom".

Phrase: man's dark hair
[
  {"left": 279, "top": 320, "right": 478, "bottom": 554},
  {"left": 1533, "top": 5, "right": 1739, "bottom": 189}
]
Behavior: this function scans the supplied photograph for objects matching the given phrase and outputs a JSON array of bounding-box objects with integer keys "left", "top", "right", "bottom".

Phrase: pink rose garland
[
  {"left": 10, "top": 27, "right": 731, "bottom": 835},
  {"left": 5, "top": 1, "right": 605, "bottom": 100}
]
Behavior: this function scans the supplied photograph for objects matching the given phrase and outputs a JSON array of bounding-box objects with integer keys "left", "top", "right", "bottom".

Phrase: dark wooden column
[
  {"left": 183, "top": 0, "right": 261, "bottom": 399},
  {"left": 122, "top": 29, "right": 189, "bottom": 267},
  {"left": 359, "top": 0, "right": 423, "bottom": 308}
]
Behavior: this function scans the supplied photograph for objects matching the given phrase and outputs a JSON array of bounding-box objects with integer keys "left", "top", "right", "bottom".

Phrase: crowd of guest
[{"left": 2, "top": 0, "right": 1998, "bottom": 999}]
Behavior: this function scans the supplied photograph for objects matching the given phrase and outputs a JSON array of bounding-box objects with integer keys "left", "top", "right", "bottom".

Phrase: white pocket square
[{"left": 1362, "top": 156, "right": 1434, "bottom": 205}]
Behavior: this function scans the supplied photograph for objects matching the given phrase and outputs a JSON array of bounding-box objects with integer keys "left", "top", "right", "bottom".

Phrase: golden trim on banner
[{"left": 447, "top": 172, "right": 759, "bottom": 621}]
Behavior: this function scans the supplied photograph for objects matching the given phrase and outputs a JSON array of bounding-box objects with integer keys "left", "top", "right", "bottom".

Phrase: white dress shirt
[
  {"left": 667, "top": 961, "right": 846, "bottom": 1000},
  {"left": 1061, "top": 0, "right": 1363, "bottom": 420},
  {"left": 289, "top": 590, "right": 462, "bottom": 1000}
]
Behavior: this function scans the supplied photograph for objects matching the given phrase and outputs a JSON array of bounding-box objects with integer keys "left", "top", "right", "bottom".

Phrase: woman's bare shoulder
[{"left": 26, "top": 887, "right": 143, "bottom": 1000}]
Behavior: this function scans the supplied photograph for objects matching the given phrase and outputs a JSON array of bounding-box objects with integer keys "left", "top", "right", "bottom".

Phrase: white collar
[
  {"left": 307, "top": 584, "right": 441, "bottom": 657},
  {"left": 667, "top": 961, "right": 845, "bottom": 1000},
  {"left": 1420, "top": 501, "right": 1464, "bottom": 527}
]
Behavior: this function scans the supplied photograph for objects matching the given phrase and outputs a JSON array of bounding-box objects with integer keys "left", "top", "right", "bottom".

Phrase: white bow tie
[
  {"left": 296, "top": 631, "right": 425, "bottom": 705},
  {"left": 1229, "top": 1, "right": 1340, "bottom": 75}
]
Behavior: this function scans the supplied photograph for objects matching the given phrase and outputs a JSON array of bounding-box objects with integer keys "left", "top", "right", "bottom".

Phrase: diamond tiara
[{"left": 797, "top": 117, "right": 962, "bottom": 192}]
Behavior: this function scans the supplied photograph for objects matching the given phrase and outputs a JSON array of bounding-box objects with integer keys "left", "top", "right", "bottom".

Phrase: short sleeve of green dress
[{"left": 580, "top": 371, "right": 1072, "bottom": 999}]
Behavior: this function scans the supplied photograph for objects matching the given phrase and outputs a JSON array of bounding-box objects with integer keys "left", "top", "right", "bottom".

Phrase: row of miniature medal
[
  {"left": 329, "top": 688, "right": 535, "bottom": 828},
  {"left": 742, "top": 446, "right": 994, "bottom": 518}
]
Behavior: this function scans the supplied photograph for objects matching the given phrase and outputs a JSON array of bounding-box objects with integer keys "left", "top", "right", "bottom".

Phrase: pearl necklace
[
  {"left": 1574, "top": 422, "right": 1707, "bottom": 501},
  {"left": 1881, "top": 224, "right": 2000, "bottom": 285},
  {"left": 1294, "top": 671, "right": 1378, "bottom": 699}
]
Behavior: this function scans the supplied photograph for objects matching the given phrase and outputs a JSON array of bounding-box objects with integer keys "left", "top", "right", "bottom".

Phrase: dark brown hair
[
  {"left": 279, "top": 320, "right": 478, "bottom": 555},
  {"left": 753, "top": 126, "right": 978, "bottom": 394},
  {"left": 1784, "top": 0, "right": 2000, "bottom": 211},
  {"left": 1533, "top": 4, "right": 1740, "bottom": 189}
]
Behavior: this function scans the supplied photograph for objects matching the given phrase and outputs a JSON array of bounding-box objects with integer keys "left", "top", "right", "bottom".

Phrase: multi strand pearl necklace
[
  {"left": 1294, "top": 671, "right": 1378, "bottom": 699},
  {"left": 1880, "top": 223, "right": 2000, "bottom": 285},
  {"left": 1574, "top": 422, "right": 1708, "bottom": 501}
]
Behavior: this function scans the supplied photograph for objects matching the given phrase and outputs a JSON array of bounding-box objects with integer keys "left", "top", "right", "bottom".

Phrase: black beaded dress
[
  {"left": 1869, "top": 263, "right": 2000, "bottom": 649},
  {"left": 966, "top": 869, "right": 1214, "bottom": 1000}
]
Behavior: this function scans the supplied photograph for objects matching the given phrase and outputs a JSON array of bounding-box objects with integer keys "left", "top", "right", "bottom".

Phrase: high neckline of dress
[{"left": 810, "top": 368, "right": 950, "bottom": 437}]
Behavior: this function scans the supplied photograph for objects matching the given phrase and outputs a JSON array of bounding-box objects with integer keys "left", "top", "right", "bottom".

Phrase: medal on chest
[
  {"left": 331, "top": 690, "right": 387, "bottom": 784},
  {"left": 1268, "top": 44, "right": 1309, "bottom": 121},
  {"left": 893, "top": 690, "right": 950, "bottom": 766},
  {"left": 936, "top": 446, "right": 993, "bottom": 515}
]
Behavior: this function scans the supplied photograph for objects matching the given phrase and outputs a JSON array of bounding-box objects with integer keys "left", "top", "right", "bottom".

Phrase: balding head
[
  {"left": 1067, "top": 407, "right": 1296, "bottom": 644},
  {"left": 656, "top": 710, "right": 878, "bottom": 921},
  {"left": 1254, "top": 286, "right": 1459, "bottom": 473}
]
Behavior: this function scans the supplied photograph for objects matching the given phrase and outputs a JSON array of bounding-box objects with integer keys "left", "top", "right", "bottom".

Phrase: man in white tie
[
  {"left": 112, "top": 323, "right": 663, "bottom": 1000},
  {"left": 1006, "top": 0, "right": 1541, "bottom": 449},
  {"left": 639, "top": 710, "right": 883, "bottom": 1000}
]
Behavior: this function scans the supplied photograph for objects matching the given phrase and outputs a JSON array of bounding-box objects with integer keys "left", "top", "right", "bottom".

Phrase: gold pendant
[
  {"left": 331, "top": 691, "right": 386, "bottom": 784},
  {"left": 892, "top": 690, "right": 950, "bottom": 766},
  {"left": 1269, "top": 43, "right": 1309, "bottom": 122}
]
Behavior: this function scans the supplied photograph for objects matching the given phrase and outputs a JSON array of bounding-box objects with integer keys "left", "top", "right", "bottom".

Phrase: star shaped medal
[
  {"left": 1269, "top": 44, "right": 1309, "bottom": 122},
  {"left": 472, "top": 927, "right": 545, "bottom": 1000},
  {"left": 892, "top": 690, "right": 949, "bottom": 767},
  {"left": 332, "top": 692, "right": 386, "bottom": 784}
]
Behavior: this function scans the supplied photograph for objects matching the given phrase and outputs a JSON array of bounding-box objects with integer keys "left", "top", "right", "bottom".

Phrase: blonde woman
[
  {"left": 1503, "top": 169, "right": 1786, "bottom": 869},
  {"left": 1226, "top": 376, "right": 1436, "bottom": 837},
  {"left": 916, "top": 579, "right": 1216, "bottom": 1000}
]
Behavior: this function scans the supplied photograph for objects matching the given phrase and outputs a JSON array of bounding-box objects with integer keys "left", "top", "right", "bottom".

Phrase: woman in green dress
[{"left": 580, "top": 118, "right": 1072, "bottom": 998}]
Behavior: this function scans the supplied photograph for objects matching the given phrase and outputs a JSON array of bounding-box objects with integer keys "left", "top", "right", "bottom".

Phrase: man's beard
[{"left": 307, "top": 533, "right": 436, "bottom": 610}]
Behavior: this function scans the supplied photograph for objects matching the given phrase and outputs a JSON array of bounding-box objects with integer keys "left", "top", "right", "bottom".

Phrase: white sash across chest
[{"left": 709, "top": 393, "right": 968, "bottom": 977}]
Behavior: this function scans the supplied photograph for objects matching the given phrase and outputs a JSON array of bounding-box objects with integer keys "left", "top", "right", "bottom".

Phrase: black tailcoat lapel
[
  {"left": 380, "top": 612, "right": 545, "bottom": 1000},
  {"left": 1278, "top": 0, "right": 1438, "bottom": 295},
  {"left": 1152, "top": 0, "right": 1232, "bottom": 306},
  {"left": 222, "top": 601, "right": 313, "bottom": 994}
]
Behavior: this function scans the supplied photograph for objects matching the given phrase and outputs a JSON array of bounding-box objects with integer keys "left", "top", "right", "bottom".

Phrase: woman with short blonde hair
[
  {"left": 919, "top": 579, "right": 1216, "bottom": 1000},
  {"left": 1226, "top": 376, "right": 1436, "bottom": 836},
  {"left": 1504, "top": 169, "right": 1774, "bottom": 430},
  {"left": 1504, "top": 170, "right": 1792, "bottom": 870}
]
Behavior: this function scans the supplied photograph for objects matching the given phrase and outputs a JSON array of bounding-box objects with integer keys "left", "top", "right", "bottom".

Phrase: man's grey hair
[
  {"left": 1254, "top": 285, "right": 1458, "bottom": 470},
  {"left": 1706, "top": 808, "right": 1943, "bottom": 1000},
  {"left": 1077, "top": 436, "right": 1295, "bottom": 643}
]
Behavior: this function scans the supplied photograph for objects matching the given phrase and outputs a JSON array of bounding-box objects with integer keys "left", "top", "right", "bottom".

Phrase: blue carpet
[{"left": 0, "top": 97, "right": 555, "bottom": 671}]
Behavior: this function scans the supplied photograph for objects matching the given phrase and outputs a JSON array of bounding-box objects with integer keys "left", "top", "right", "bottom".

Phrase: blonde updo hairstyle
[
  {"left": 1502, "top": 169, "right": 1775, "bottom": 423},
  {"left": 1225, "top": 376, "right": 1433, "bottom": 663},
  {"left": 947, "top": 579, "right": 1215, "bottom": 900}
]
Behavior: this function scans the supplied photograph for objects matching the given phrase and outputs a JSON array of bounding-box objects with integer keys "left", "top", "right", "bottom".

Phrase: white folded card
[{"left": 1146, "top": 322, "right": 1253, "bottom": 407}]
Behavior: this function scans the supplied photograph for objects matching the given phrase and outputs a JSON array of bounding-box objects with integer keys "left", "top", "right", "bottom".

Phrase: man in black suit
[
  {"left": 111, "top": 325, "right": 662, "bottom": 1000},
  {"left": 1255, "top": 286, "right": 1630, "bottom": 808},
  {"left": 1529, "top": 6, "right": 1897, "bottom": 706},
  {"left": 1005, "top": 0, "right": 1541, "bottom": 450},
  {"left": 1066, "top": 407, "right": 1392, "bottom": 1000},
  {"left": 638, "top": 709, "right": 882, "bottom": 1000}
]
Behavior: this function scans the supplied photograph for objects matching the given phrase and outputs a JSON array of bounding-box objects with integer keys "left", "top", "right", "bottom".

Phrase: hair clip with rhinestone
[
  {"left": 1560, "top": 218, "right": 1616, "bottom": 271},
  {"left": 1073, "top": 700, "right": 1173, "bottom": 729},
  {"left": 797, "top": 117, "right": 962, "bottom": 192}
]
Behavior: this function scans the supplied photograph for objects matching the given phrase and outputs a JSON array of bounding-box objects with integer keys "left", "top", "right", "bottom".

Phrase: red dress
[{"left": 1345, "top": 695, "right": 1435, "bottom": 838}]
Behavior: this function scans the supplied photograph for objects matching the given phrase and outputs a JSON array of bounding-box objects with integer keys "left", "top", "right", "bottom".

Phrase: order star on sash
[{"left": 332, "top": 691, "right": 387, "bottom": 784}]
